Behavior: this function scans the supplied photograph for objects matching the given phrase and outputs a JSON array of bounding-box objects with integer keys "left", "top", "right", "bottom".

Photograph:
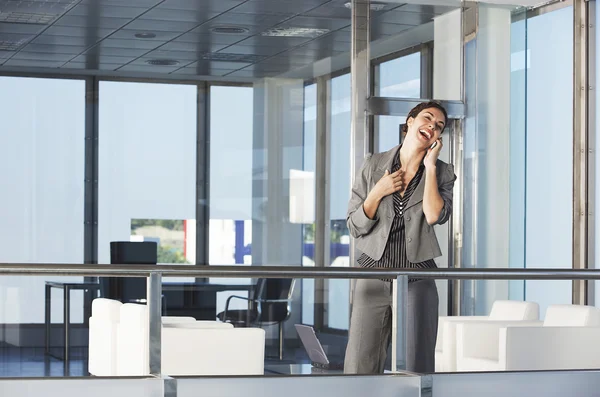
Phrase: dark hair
[{"left": 400, "top": 101, "right": 448, "bottom": 136}]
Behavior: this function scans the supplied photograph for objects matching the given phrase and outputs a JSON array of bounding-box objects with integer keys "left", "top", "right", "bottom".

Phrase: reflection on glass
[
  {"left": 209, "top": 85, "right": 254, "bottom": 313},
  {"left": 98, "top": 81, "right": 197, "bottom": 274},
  {"left": 328, "top": 74, "right": 351, "bottom": 330},
  {"left": 0, "top": 77, "right": 85, "bottom": 338},
  {"left": 302, "top": 83, "right": 317, "bottom": 326}
]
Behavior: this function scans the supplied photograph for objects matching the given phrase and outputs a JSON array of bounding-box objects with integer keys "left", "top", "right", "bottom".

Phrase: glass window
[
  {"left": 98, "top": 81, "right": 197, "bottom": 284},
  {"left": 375, "top": 52, "right": 421, "bottom": 152},
  {"left": 0, "top": 76, "right": 85, "bottom": 326},
  {"left": 328, "top": 73, "right": 352, "bottom": 330},
  {"left": 524, "top": 7, "right": 573, "bottom": 313},
  {"left": 209, "top": 85, "right": 254, "bottom": 313},
  {"left": 302, "top": 83, "right": 317, "bottom": 326}
]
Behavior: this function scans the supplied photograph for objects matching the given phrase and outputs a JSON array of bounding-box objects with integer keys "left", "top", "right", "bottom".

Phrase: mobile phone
[{"left": 430, "top": 141, "right": 437, "bottom": 149}]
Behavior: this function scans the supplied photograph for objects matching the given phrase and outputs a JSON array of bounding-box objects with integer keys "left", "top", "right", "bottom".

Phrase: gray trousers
[{"left": 343, "top": 278, "right": 439, "bottom": 374}]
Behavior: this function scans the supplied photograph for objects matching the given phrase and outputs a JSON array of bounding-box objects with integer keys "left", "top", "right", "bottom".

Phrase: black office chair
[{"left": 217, "top": 278, "right": 296, "bottom": 360}]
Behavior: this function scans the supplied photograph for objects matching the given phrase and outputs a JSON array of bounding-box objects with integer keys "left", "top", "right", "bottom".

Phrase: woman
[{"left": 344, "top": 101, "right": 456, "bottom": 374}]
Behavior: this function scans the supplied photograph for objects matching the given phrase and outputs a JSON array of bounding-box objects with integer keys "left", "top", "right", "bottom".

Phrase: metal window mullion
[
  {"left": 587, "top": 0, "right": 596, "bottom": 305},
  {"left": 573, "top": 0, "right": 590, "bottom": 305},
  {"left": 196, "top": 83, "right": 209, "bottom": 270}
]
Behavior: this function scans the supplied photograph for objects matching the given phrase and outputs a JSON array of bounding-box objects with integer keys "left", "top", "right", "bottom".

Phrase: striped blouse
[{"left": 357, "top": 148, "right": 437, "bottom": 280}]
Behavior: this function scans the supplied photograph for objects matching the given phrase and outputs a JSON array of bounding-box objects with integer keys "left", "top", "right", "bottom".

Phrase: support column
[
  {"left": 573, "top": 0, "right": 589, "bottom": 306},
  {"left": 252, "top": 77, "right": 304, "bottom": 352}
]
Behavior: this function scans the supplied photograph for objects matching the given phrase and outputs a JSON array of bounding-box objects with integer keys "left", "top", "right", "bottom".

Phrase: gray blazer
[{"left": 346, "top": 145, "right": 456, "bottom": 263}]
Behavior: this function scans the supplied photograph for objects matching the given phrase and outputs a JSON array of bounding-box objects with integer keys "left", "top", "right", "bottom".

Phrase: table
[{"left": 44, "top": 281, "right": 101, "bottom": 364}]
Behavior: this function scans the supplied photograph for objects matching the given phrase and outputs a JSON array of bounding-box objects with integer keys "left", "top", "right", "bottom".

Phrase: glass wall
[
  {"left": 375, "top": 52, "right": 421, "bottom": 152},
  {"left": 0, "top": 77, "right": 85, "bottom": 334},
  {"left": 98, "top": 81, "right": 197, "bottom": 281},
  {"left": 327, "top": 73, "right": 352, "bottom": 330},
  {"left": 461, "top": 4, "right": 573, "bottom": 316}
]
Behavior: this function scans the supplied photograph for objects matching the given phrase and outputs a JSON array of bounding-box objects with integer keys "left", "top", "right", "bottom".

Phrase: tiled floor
[{"left": 0, "top": 344, "right": 310, "bottom": 378}]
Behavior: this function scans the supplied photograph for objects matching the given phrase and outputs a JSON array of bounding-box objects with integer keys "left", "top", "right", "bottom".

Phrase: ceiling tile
[
  {"left": 32, "top": 34, "right": 91, "bottom": 47},
  {"left": 158, "top": 0, "right": 246, "bottom": 12},
  {"left": 177, "top": 32, "right": 245, "bottom": 46},
  {"left": 219, "top": 44, "right": 282, "bottom": 56},
  {"left": 191, "top": 13, "right": 290, "bottom": 34},
  {"left": 160, "top": 41, "right": 229, "bottom": 53},
  {"left": 67, "top": 5, "right": 148, "bottom": 19},
  {"left": 21, "top": 43, "right": 88, "bottom": 55},
  {"left": 226, "top": 69, "right": 276, "bottom": 78},
  {"left": 125, "top": 19, "right": 200, "bottom": 32},
  {"left": 97, "top": 38, "right": 164, "bottom": 50},
  {"left": 371, "top": 23, "right": 413, "bottom": 36},
  {"left": 62, "top": 62, "right": 122, "bottom": 70},
  {"left": 71, "top": 54, "right": 136, "bottom": 64},
  {"left": 44, "top": 26, "right": 116, "bottom": 38},
  {"left": 143, "top": 49, "right": 205, "bottom": 62},
  {"left": 187, "top": 60, "right": 251, "bottom": 70},
  {"left": 0, "top": 23, "right": 44, "bottom": 35},
  {"left": 137, "top": 8, "right": 221, "bottom": 23},
  {"left": 79, "top": 0, "right": 162, "bottom": 6},
  {"left": 54, "top": 15, "right": 131, "bottom": 29},
  {"left": 109, "top": 29, "right": 182, "bottom": 41},
  {"left": 234, "top": 35, "right": 313, "bottom": 48},
  {"left": 117, "top": 63, "right": 183, "bottom": 73},
  {"left": 232, "top": 0, "right": 320, "bottom": 15},
  {"left": 3, "top": 59, "right": 64, "bottom": 68},
  {"left": 10, "top": 51, "right": 73, "bottom": 62},
  {"left": 277, "top": 16, "right": 350, "bottom": 31},
  {"left": 83, "top": 45, "right": 149, "bottom": 57},
  {"left": 173, "top": 67, "right": 233, "bottom": 76}
]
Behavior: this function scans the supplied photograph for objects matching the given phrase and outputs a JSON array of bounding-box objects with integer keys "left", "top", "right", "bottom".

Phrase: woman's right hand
[
  {"left": 371, "top": 169, "right": 404, "bottom": 200},
  {"left": 362, "top": 169, "right": 404, "bottom": 219}
]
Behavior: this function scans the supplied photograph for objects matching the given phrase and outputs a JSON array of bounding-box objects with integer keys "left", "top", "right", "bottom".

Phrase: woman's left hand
[{"left": 424, "top": 138, "right": 442, "bottom": 169}]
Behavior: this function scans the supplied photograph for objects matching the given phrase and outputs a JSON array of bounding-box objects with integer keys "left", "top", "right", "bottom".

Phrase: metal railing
[{"left": 3, "top": 263, "right": 600, "bottom": 377}]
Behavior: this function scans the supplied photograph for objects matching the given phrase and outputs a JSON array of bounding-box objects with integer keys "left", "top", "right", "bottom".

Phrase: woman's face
[{"left": 406, "top": 107, "right": 446, "bottom": 148}]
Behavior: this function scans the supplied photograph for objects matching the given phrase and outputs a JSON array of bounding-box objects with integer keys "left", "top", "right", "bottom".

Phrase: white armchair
[
  {"left": 88, "top": 298, "right": 122, "bottom": 376},
  {"left": 435, "top": 300, "right": 539, "bottom": 372},
  {"left": 115, "top": 302, "right": 266, "bottom": 376},
  {"left": 456, "top": 304, "right": 600, "bottom": 371}
]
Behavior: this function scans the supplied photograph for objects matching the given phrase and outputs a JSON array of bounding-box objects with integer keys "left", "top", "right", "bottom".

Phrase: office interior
[{"left": 1, "top": 0, "right": 599, "bottom": 396}]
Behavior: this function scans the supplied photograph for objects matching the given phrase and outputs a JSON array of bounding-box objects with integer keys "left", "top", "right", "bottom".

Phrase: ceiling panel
[
  {"left": 117, "top": 63, "right": 184, "bottom": 73},
  {"left": 143, "top": 49, "right": 208, "bottom": 62},
  {"left": 225, "top": 69, "right": 277, "bottom": 78},
  {"left": 136, "top": 8, "right": 221, "bottom": 23},
  {"left": 83, "top": 45, "right": 150, "bottom": 57},
  {"left": 217, "top": 44, "right": 282, "bottom": 56},
  {"left": 234, "top": 35, "right": 315, "bottom": 48},
  {"left": 177, "top": 32, "right": 247, "bottom": 45},
  {"left": 53, "top": 15, "right": 131, "bottom": 29},
  {"left": 191, "top": 12, "right": 291, "bottom": 34},
  {"left": 277, "top": 16, "right": 350, "bottom": 31},
  {"left": 71, "top": 54, "right": 136, "bottom": 64},
  {"left": 43, "top": 26, "right": 116, "bottom": 38},
  {"left": 157, "top": 0, "right": 247, "bottom": 12},
  {"left": 396, "top": 3, "right": 457, "bottom": 15},
  {"left": 31, "top": 34, "right": 92, "bottom": 47},
  {"left": 173, "top": 67, "right": 234, "bottom": 76},
  {"left": 159, "top": 40, "right": 230, "bottom": 53},
  {"left": 3, "top": 59, "right": 64, "bottom": 68},
  {"left": 21, "top": 43, "right": 88, "bottom": 54},
  {"left": 62, "top": 62, "right": 121, "bottom": 70},
  {"left": 0, "top": 23, "right": 45, "bottom": 35},
  {"left": 10, "top": 51, "right": 73, "bottom": 62},
  {"left": 79, "top": 0, "right": 162, "bottom": 6},
  {"left": 67, "top": 5, "right": 149, "bottom": 19},
  {"left": 96, "top": 37, "right": 166, "bottom": 50},
  {"left": 232, "top": 0, "right": 326, "bottom": 15},
  {"left": 124, "top": 18, "right": 200, "bottom": 32},
  {"left": 109, "top": 29, "right": 182, "bottom": 42}
]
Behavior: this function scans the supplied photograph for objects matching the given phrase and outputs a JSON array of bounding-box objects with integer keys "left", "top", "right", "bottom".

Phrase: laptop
[{"left": 294, "top": 324, "right": 344, "bottom": 370}]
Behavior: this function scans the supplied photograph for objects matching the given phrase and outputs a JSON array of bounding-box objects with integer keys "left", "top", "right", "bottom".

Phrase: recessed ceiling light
[
  {"left": 210, "top": 26, "right": 250, "bottom": 34},
  {"left": 261, "top": 27, "right": 330, "bottom": 38},
  {"left": 135, "top": 32, "right": 156, "bottom": 39},
  {"left": 344, "top": 2, "right": 387, "bottom": 11},
  {"left": 145, "top": 59, "right": 179, "bottom": 66}
]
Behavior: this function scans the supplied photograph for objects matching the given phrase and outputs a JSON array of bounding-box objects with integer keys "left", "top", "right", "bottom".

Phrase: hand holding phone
[{"left": 430, "top": 141, "right": 437, "bottom": 150}]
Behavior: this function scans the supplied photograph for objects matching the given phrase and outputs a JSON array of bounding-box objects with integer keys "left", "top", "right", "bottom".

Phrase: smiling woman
[{"left": 344, "top": 101, "right": 456, "bottom": 375}]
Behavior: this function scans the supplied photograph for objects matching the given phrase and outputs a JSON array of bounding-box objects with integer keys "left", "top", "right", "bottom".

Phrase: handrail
[{"left": 1, "top": 263, "right": 600, "bottom": 279}]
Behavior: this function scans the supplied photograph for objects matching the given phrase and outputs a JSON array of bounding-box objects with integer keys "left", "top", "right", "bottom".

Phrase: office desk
[{"left": 162, "top": 281, "right": 255, "bottom": 320}]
